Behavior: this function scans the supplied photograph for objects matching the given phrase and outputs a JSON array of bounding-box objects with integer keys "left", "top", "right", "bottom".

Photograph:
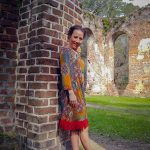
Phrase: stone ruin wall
[
  {"left": 82, "top": 7, "right": 150, "bottom": 97},
  {"left": 106, "top": 7, "right": 150, "bottom": 97},
  {"left": 0, "top": 0, "right": 82, "bottom": 149}
]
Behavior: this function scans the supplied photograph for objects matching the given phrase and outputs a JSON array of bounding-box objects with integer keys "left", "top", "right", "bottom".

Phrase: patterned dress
[{"left": 59, "top": 48, "right": 88, "bottom": 131}]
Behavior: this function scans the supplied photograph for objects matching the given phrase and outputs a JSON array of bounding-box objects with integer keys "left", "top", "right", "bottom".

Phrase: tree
[{"left": 79, "top": 0, "right": 139, "bottom": 19}]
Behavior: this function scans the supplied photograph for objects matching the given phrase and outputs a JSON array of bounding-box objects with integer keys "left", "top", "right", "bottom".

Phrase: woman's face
[{"left": 68, "top": 29, "right": 84, "bottom": 51}]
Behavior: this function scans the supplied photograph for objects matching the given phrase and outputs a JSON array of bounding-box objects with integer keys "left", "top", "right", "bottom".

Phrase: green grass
[
  {"left": 86, "top": 95, "right": 150, "bottom": 143},
  {"left": 86, "top": 95, "right": 150, "bottom": 110}
]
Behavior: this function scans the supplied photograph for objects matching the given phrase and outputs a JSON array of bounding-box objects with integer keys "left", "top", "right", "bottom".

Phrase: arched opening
[
  {"left": 113, "top": 32, "right": 129, "bottom": 95},
  {"left": 80, "top": 28, "right": 94, "bottom": 91}
]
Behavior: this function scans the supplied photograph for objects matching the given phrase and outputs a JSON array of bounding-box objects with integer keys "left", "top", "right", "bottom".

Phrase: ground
[{"left": 89, "top": 132, "right": 150, "bottom": 150}]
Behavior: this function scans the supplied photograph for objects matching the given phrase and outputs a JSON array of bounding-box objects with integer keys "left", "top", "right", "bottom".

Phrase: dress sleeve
[{"left": 60, "top": 49, "right": 72, "bottom": 90}]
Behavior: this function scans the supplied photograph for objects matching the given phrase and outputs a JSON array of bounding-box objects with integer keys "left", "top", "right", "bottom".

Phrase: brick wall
[
  {"left": 0, "top": 1, "right": 18, "bottom": 133},
  {"left": 16, "top": 0, "right": 82, "bottom": 149}
]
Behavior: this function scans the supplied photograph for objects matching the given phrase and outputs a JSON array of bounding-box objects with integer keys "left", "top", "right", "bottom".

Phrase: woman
[{"left": 59, "top": 25, "right": 91, "bottom": 150}]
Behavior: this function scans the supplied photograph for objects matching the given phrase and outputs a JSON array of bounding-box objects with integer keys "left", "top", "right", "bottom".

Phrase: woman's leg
[
  {"left": 80, "top": 127, "right": 91, "bottom": 150},
  {"left": 71, "top": 130, "right": 80, "bottom": 150}
]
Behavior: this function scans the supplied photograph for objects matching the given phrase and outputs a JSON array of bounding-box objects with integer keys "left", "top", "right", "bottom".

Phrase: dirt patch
[{"left": 89, "top": 132, "right": 150, "bottom": 150}]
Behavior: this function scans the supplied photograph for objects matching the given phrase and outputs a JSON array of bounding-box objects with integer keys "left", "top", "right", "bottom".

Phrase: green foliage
[
  {"left": 102, "top": 18, "right": 111, "bottom": 35},
  {"left": 79, "top": 0, "right": 139, "bottom": 19}
]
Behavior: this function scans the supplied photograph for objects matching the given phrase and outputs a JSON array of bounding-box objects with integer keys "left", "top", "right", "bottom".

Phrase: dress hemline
[{"left": 59, "top": 119, "right": 88, "bottom": 131}]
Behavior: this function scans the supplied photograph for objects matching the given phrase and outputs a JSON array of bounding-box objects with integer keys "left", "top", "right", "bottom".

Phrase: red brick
[
  {"left": 15, "top": 126, "right": 26, "bottom": 135},
  {"left": 50, "top": 67, "right": 60, "bottom": 74},
  {"left": 28, "top": 67, "right": 40, "bottom": 73},
  {"left": 18, "top": 113, "right": 26, "bottom": 120},
  {"left": 32, "top": 5, "right": 51, "bottom": 15},
  {"left": 0, "top": 103, "right": 10, "bottom": 109},
  {"left": 0, "top": 42, "right": 11, "bottom": 49},
  {"left": 1, "top": 118, "right": 12, "bottom": 125},
  {"left": 40, "top": 123, "right": 56, "bottom": 132},
  {"left": 20, "top": 39, "right": 28, "bottom": 47},
  {"left": 20, "top": 97, "right": 27, "bottom": 104},
  {"left": 34, "top": 107, "right": 56, "bottom": 115},
  {"left": 37, "top": 13, "right": 59, "bottom": 23},
  {"left": 64, "top": 6, "right": 68, "bottom": 13},
  {"left": 0, "top": 58, "right": 9, "bottom": 65},
  {"left": 49, "top": 98, "right": 58, "bottom": 105},
  {"left": 5, "top": 97, "right": 15, "bottom": 103},
  {"left": 51, "top": 51, "right": 59, "bottom": 59},
  {"left": 49, "top": 114, "right": 58, "bottom": 121},
  {"left": 23, "top": 0, "right": 30, "bottom": 6},
  {"left": 19, "top": 68, "right": 27, "bottom": 73},
  {"left": 44, "top": 0, "right": 58, "bottom": 7},
  {"left": 35, "top": 91, "right": 56, "bottom": 98},
  {"left": 27, "top": 115, "right": 48, "bottom": 124},
  {"left": 69, "top": 9, "right": 74, "bottom": 16},
  {"left": 18, "top": 60, "right": 25, "bottom": 66},
  {"left": 0, "top": 74, "right": 8, "bottom": 80},
  {"left": 64, "top": 13, "right": 73, "bottom": 23},
  {"left": 50, "top": 83, "right": 58, "bottom": 89},
  {"left": 28, "top": 99, "right": 48, "bottom": 106},
  {"left": 36, "top": 75, "right": 57, "bottom": 81},
  {"left": 18, "top": 47, "right": 25, "bottom": 53},
  {"left": 27, "top": 132, "right": 47, "bottom": 140},
  {"left": 40, "top": 67, "right": 49, "bottom": 73},
  {"left": 43, "top": 43, "right": 58, "bottom": 51},
  {"left": 16, "top": 104, "right": 25, "bottom": 111},
  {"left": 52, "top": 8, "right": 63, "bottom": 17},
  {"left": 28, "top": 83, "right": 47, "bottom": 89},
  {"left": 20, "top": 6, "right": 28, "bottom": 14},
  {"left": 27, "top": 30, "right": 36, "bottom": 38},
  {"left": 52, "top": 24, "right": 63, "bottom": 32},
  {"left": 20, "top": 53, "right": 27, "bottom": 59},
  {"left": 26, "top": 75, "right": 35, "bottom": 81},
  {"left": 6, "top": 27, "right": 16, "bottom": 35},
  {"left": 21, "top": 12, "right": 29, "bottom": 19},
  {"left": 25, "top": 106, "right": 33, "bottom": 113},
  {"left": 17, "top": 75, "right": 25, "bottom": 81},
  {"left": 0, "top": 89, "right": 7, "bottom": 95},
  {"left": 75, "top": 6, "right": 82, "bottom": 14},
  {"left": 6, "top": 68, "right": 16, "bottom": 74},
  {"left": 36, "top": 58, "right": 58, "bottom": 66},
  {"left": 17, "top": 90, "right": 26, "bottom": 96},
  {"left": 52, "top": 38, "right": 63, "bottom": 46},
  {"left": 37, "top": 28, "right": 58, "bottom": 38},
  {"left": 19, "top": 34, "right": 26, "bottom": 40},
  {"left": 29, "top": 50, "right": 49, "bottom": 58},
  {"left": 26, "top": 59, "right": 35, "bottom": 66},
  {"left": 0, "top": 111, "right": 7, "bottom": 117},
  {"left": 6, "top": 51, "right": 17, "bottom": 59},
  {"left": 19, "top": 83, "right": 27, "bottom": 89},
  {"left": 18, "top": 26, "right": 28, "bottom": 34},
  {"left": 19, "top": 20, "right": 27, "bottom": 27},
  {"left": 66, "top": 0, "right": 74, "bottom": 9},
  {"left": 16, "top": 120, "right": 23, "bottom": 127},
  {"left": 25, "top": 90, "right": 34, "bottom": 96},
  {"left": 30, "top": 20, "right": 50, "bottom": 30}
]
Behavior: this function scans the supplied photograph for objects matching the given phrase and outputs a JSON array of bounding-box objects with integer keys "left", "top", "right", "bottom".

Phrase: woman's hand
[{"left": 69, "top": 90, "right": 77, "bottom": 107}]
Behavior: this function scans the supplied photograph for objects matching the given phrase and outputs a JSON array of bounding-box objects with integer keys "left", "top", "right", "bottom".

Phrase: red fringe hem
[{"left": 59, "top": 119, "right": 88, "bottom": 131}]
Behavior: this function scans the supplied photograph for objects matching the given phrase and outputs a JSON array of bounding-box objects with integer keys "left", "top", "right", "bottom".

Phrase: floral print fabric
[{"left": 59, "top": 48, "right": 88, "bottom": 130}]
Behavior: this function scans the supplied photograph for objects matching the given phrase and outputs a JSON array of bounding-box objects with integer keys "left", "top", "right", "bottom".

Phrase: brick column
[
  {"left": 16, "top": 0, "right": 82, "bottom": 149},
  {"left": 0, "top": 1, "right": 18, "bottom": 133}
]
